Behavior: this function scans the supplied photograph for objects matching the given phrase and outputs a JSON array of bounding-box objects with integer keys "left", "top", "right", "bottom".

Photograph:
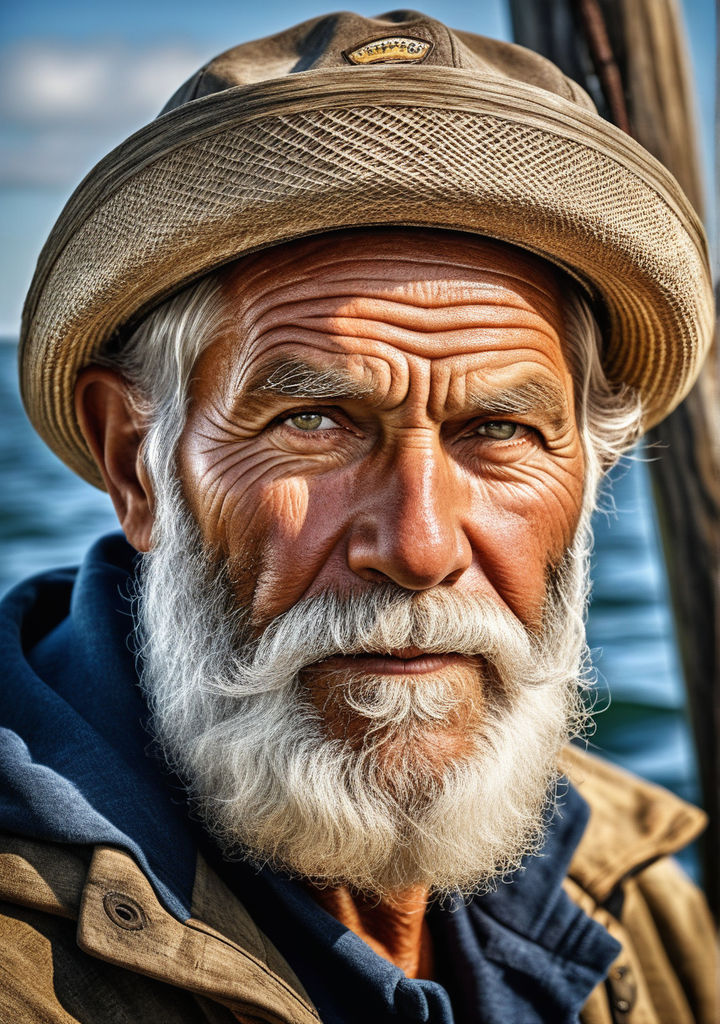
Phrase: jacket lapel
[{"left": 561, "top": 745, "right": 707, "bottom": 902}]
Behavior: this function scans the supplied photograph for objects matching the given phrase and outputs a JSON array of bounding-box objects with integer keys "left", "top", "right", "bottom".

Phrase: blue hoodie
[{"left": 0, "top": 533, "right": 620, "bottom": 1024}]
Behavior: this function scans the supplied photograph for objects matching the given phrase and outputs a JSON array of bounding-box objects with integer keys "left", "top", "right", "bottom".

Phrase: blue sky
[{"left": 0, "top": 0, "right": 714, "bottom": 334}]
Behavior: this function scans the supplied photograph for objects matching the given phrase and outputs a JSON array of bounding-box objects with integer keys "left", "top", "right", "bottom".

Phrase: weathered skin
[{"left": 75, "top": 229, "right": 585, "bottom": 980}]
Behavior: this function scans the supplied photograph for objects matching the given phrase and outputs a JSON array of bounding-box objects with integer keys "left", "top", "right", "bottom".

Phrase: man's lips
[{"left": 319, "top": 649, "right": 468, "bottom": 676}]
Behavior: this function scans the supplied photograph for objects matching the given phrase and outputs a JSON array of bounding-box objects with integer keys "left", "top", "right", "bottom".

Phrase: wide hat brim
[{"left": 20, "top": 66, "right": 714, "bottom": 488}]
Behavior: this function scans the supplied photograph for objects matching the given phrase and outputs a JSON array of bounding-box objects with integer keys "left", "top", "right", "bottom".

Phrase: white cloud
[
  {"left": 4, "top": 48, "right": 111, "bottom": 121},
  {"left": 1, "top": 39, "right": 208, "bottom": 124},
  {"left": 0, "top": 38, "right": 209, "bottom": 187}
]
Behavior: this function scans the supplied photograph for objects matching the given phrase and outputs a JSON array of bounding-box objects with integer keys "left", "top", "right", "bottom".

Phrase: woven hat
[{"left": 20, "top": 9, "right": 714, "bottom": 487}]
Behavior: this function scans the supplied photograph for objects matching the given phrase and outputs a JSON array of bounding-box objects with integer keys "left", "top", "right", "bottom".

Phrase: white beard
[{"left": 135, "top": 478, "right": 591, "bottom": 900}]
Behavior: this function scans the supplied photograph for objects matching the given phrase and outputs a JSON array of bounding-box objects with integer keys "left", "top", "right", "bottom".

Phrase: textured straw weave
[{"left": 20, "top": 53, "right": 714, "bottom": 487}]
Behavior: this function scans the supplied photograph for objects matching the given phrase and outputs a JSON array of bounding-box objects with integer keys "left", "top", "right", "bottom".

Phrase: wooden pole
[
  {"left": 509, "top": 0, "right": 720, "bottom": 918},
  {"left": 607, "top": 0, "right": 720, "bottom": 922},
  {"left": 576, "top": 0, "right": 632, "bottom": 133}
]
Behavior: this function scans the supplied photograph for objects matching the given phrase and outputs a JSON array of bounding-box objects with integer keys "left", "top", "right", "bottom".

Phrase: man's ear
[{"left": 74, "top": 367, "right": 155, "bottom": 552}]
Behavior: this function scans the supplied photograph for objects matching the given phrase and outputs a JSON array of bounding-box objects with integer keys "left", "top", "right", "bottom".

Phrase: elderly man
[{"left": 0, "top": 10, "right": 716, "bottom": 1024}]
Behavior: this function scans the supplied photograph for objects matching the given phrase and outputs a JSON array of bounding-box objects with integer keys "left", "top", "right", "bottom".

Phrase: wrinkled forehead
[{"left": 219, "top": 228, "right": 567, "bottom": 331}]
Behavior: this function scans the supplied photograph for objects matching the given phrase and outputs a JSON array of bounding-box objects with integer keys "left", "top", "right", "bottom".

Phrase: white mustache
[{"left": 203, "top": 584, "right": 554, "bottom": 698}]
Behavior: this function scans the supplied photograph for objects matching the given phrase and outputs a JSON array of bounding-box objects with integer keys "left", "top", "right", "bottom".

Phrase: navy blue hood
[{"left": 0, "top": 533, "right": 198, "bottom": 918}]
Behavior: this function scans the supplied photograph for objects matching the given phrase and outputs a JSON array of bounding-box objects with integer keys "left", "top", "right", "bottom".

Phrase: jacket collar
[
  {"left": 0, "top": 832, "right": 319, "bottom": 1024},
  {"left": 560, "top": 744, "right": 707, "bottom": 902},
  {"left": 0, "top": 746, "right": 704, "bottom": 1024},
  {"left": 222, "top": 781, "right": 620, "bottom": 1024}
]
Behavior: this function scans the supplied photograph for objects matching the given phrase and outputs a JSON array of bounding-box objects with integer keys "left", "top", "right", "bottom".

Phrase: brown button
[
  {"left": 103, "top": 892, "right": 146, "bottom": 931},
  {"left": 608, "top": 964, "right": 637, "bottom": 1020}
]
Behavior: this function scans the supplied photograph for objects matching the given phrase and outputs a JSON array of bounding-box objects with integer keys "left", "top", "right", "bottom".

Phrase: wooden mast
[{"left": 509, "top": 0, "right": 720, "bottom": 918}]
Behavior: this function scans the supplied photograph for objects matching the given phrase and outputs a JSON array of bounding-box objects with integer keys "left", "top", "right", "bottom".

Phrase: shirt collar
[{"left": 211, "top": 783, "right": 619, "bottom": 1024}]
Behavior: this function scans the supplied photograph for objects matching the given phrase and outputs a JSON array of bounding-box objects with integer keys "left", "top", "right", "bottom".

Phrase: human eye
[
  {"left": 284, "top": 411, "right": 340, "bottom": 432},
  {"left": 472, "top": 420, "right": 521, "bottom": 440}
]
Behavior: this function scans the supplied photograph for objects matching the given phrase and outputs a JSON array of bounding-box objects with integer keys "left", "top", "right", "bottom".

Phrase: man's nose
[{"left": 346, "top": 434, "right": 472, "bottom": 590}]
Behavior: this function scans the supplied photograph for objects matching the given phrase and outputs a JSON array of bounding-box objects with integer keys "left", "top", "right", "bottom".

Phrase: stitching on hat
[
  {"left": 447, "top": 24, "right": 462, "bottom": 69},
  {"left": 24, "top": 73, "right": 706, "bottom": 324}
]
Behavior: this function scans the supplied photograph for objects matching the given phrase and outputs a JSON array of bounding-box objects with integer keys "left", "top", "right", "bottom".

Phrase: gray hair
[{"left": 100, "top": 256, "right": 643, "bottom": 516}]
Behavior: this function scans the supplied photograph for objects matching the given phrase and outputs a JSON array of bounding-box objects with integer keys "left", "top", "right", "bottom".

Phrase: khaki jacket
[{"left": 0, "top": 747, "right": 717, "bottom": 1024}]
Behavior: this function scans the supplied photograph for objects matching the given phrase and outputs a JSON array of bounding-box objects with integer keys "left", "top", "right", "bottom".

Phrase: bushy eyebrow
[
  {"left": 239, "top": 357, "right": 374, "bottom": 402},
  {"left": 465, "top": 378, "right": 570, "bottom": 431},
  {"left": 237, "top": 357, "right": 571, "bottom": 430}
]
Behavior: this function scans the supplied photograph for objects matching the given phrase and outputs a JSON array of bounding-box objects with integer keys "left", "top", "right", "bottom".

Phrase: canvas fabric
[{"left": 0, "top": 756, "right": 716, "bottom": 1024}]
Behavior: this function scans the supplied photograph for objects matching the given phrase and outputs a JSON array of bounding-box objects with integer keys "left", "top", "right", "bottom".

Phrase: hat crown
[
  {"left": 161, "top": 9, "right": 595, "bottom": 114},
  {"left": 21, "top": 9, "right": 713, "bottom": 487}
]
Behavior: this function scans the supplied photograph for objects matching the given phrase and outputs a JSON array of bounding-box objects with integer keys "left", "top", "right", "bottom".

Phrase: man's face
[
  {"left": 175, "top": 231, "right": 585, "bottom": 755},
  {"left": 131, "top": 230, "right": 592, "bottom": 895}
]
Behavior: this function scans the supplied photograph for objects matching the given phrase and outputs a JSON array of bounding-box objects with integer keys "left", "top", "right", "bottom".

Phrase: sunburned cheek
[
  {"left": 514, "top": 491, "right": 579, "bottom": 560},
  {"left": 261, "top": 476, "right": 311, "bottom": 537},
  {"left": 183, "top": 437, "right": 309, "bottom": 538},
  {"left": 235, "top": 476, "right": 310, "bottom": 572},
  {"left": 482, "top": 461, "right": 584, "bottom": 554},
  {"left": 466, "top": 481, "right": 581, "bottom": 625},
  {"left": 241, "top": 476, "right": 332, "bottom": 620},
  {"left": 249, "top": 472, "right": 359, "bottom": 619},
  {"left": 472, "top": 516, "right": 549, "bottom": 621}
]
